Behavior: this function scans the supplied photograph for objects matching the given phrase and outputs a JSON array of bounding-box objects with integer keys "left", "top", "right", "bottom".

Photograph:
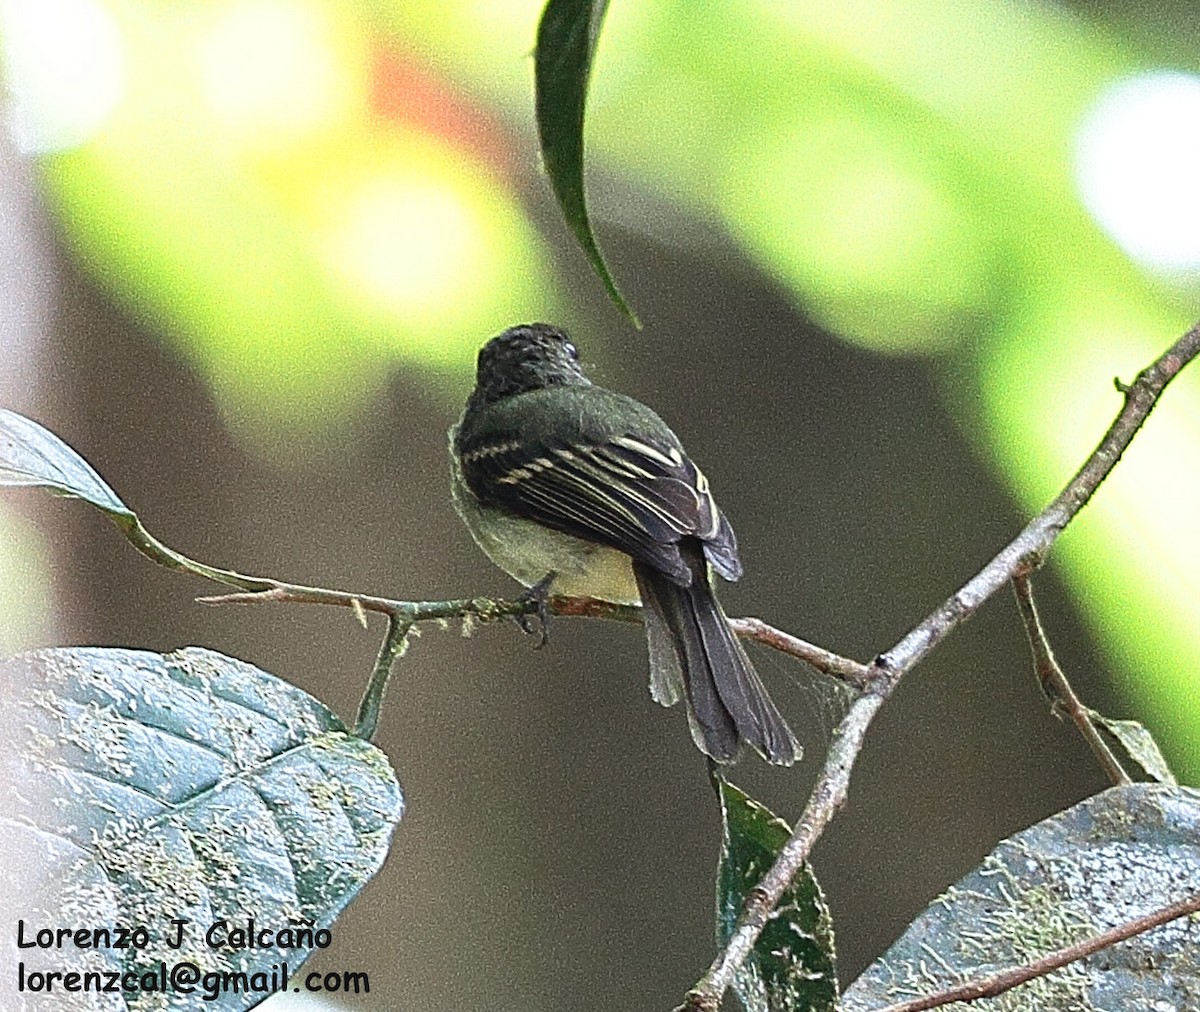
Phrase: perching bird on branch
[{"left": 450, "top": 323, "right": 798, "bottom": 766}]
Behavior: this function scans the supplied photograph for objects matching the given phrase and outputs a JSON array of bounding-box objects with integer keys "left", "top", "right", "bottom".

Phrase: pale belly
[
  {"left": 450, "top": 444, "right": 641, "bottom": 605},
  {"left": 469, "top": 506, "right": 641, "bottom": 605}
]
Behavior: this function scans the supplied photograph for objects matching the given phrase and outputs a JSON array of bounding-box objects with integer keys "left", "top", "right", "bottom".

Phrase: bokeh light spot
[
  {"left": 0, "top": 505, "right": 52, "bottom": 652},
  {"left": 0, "top": 0, "right": 124, "bottom": 153},
  {"left": 723, "top": 117, "right": 990, "bottom": 353},
  {"left": 196, "top": 0, "right": 355, "bottom": 146},
  {"left": 335, "top": 177, "right": 475, "bottom": 314},
  {"left": 1075, "top": 71, "right": 1200, "bottom": 272}
]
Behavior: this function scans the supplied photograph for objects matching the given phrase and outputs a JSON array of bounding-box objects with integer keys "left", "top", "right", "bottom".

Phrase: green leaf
[
  {"left": 0, "top": 407, "right": 133, "bottom": 517},
  {"left": 535, "top": 0, "right": 639, "bottom": 326},
  {"left": 0, "top": 407, "right": 272, "bottom": 593},
  {"left": 1087, "top": 708, "right": 1178, "bottom": 786},
  {"left": 841, "top": 784, "right": 1200, "bottom": 1011},
  {"left": 0, "top": 647, "right": 403, "bottom": 1010},
  {"left": 717, "top": 780, "right": 838, "bottom": 1012}
]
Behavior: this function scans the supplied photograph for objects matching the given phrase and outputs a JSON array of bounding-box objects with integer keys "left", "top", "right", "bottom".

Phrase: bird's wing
[{"left": 459, "top": 432, "right": 740, "bottom": 585}]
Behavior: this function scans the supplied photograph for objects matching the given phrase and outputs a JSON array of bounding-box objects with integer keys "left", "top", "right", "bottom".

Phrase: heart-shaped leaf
[
  {"left": 717, "top": 780, "right": 838, "bottom": 1012},
  {"left": 841, "top": 784, "right": 1200, "bottom": 1010},
  {"left": 0, "top": 647, "right": 403, "bottom": 1011}
]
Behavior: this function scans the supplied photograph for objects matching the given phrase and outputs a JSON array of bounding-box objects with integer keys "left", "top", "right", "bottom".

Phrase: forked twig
[
  {"left": 1011, "top": 570, "right": 1130, "bottom": 786},
  {"left": 679, "top": 320, "right": 1200, "bottom": 1011}
]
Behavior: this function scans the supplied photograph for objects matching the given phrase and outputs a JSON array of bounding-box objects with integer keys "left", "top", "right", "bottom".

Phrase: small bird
[{"left": 450, "top": 323, "right": 798, "bottom": 766}]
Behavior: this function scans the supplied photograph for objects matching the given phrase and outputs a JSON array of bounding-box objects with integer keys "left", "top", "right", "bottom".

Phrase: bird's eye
[{"left": 564, "top": 342, "right": 578, "bottom": 360}]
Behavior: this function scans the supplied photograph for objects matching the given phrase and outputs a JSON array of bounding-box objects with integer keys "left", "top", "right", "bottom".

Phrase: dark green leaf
[
  {"left": 535, "top": 0, "right": 639, "bottom": 325},
  {"left": 841, "top": 784, "right": 1200, "bottom": 1010},
  {"left": 0, "top": 406, "right": 132, "bottom": 517},
  {"left": 717, "top": 780, "right": 838, "bottom": 1012},
  {"left": 0, "top": 647, "right": 403, "bottom": 1011},
  {"left": 1087, "top": 708, "right": 1177, "bottom": 785}
]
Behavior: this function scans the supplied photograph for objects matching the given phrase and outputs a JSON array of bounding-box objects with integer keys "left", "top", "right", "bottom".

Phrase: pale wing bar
[{"left": 461, "top": 432, "right": 737, "bottom": 585}]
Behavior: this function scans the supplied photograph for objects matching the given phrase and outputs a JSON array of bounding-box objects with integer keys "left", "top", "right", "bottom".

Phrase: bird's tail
[{"left": 634, "top": 551, "right": 799, "bottom": 766}]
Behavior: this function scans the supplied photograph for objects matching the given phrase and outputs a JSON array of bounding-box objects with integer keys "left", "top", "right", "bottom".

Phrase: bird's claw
[{"left": 516, "top": 573, "right": 556, "bottom": 648}]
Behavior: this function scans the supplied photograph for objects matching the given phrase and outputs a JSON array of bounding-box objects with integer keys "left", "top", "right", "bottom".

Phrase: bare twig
[
  {"left": 730, "top": 616, "right": 872, "bottom": 689},
  {"left": 870, "top": 891, "right": 1200, "bottom": 1012},
  {"left": 1012, "top": 571, "right": 1131, "bottom": 786},
  {"left": 355, "top": 613, "right": 414, "bottom": 740},
  {"left": 198, "top": 568, "right": 869, "bottom": 739},
  {"left": 164, "top": 321, "right": 1200, "bottom": 1009},
  {"left": 679, "top": 320, "right": 1200, "bottom": 1012},
  {"left": 200, "top": 586, "right": 869, "bottom": 685}
]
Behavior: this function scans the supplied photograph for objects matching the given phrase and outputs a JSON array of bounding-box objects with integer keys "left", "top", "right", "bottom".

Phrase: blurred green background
[{"left": 2, "top": 0, "right": 1199, "bottom": 1008}]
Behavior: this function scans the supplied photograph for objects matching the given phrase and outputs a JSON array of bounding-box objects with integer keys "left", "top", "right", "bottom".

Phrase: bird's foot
[{"left": 516, "top": 572, "right": 556, "bottom": 648}]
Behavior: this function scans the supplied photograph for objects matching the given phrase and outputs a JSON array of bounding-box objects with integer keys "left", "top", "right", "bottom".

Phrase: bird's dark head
[{"left": 468, "top": 323, "right": 590, "bottom": 407}]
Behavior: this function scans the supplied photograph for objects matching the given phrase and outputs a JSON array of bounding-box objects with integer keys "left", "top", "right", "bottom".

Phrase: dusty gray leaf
[
  {"left": 841, "top": 784, "right": 1200, "bottom": 1011},
  {"left": 0, "top": 408, "right": 279, "bottom": 593},
  {"left": 0, "top": 647, "right": 403, "bottom": 1011}
]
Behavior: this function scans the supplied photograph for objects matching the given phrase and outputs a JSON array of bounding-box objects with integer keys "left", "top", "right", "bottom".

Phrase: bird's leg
[{"left": 516, "top": 572, "right": 556, "bottom": 647}]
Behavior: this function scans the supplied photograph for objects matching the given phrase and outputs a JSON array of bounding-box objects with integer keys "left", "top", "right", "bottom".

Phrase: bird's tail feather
[{"left": 635, "top": 555, "right": 799, "bottom": 766}]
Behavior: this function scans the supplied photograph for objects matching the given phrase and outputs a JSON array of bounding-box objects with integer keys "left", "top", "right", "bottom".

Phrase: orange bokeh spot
[{"left": 368, "top": 46, "right": 512, "bottom": 178}]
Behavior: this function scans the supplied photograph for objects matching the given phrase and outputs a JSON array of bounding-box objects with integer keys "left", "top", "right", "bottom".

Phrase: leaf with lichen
[
  {"left": 841, "top": 784, "right": 1200, "bottom": 1011},
  {"left": 0, "top": 647, "right": 403, "bottom": 1012}
]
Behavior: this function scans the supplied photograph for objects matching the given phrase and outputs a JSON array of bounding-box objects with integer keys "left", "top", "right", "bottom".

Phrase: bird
[{"left": 449, "top": 323, "right": 798, "bottom": 766}]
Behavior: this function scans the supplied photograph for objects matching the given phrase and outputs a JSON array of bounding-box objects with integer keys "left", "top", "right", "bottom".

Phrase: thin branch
[
  {"left": 355, "top": 613, "right": 414, "bottom": 740},
  {"left": 199, "top": 583, "right": 531, "bottom": 624},
  {"left": 680, "top": 320, "right": 1200, "bottom": 1012},
  {"left": 196, "top": 572, "right": 870, "bottom": 743},
  {"left": 199, "top": 586, "right": 869, "bottom": 687},
  {"left": 1011, "top": 571, "right": 1130, "bottom": 786},
  {"left": 870, "top": 891, "right": 1200, "bottom": 1012},
  {"left": 730, "top": 616, "right": 872, "bottom": 689}
]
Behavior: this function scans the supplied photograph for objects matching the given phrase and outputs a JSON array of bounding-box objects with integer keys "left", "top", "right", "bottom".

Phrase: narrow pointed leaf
[
  {"left": 1087, "top": 708, "right": 1177, "bottom": 785},
  {"left": 1, "top": 647, "right": 403, "bottom": 1011},
  {"left": 0, "top": 406, "right": 132, "bottom": 517},
  {"left": 841, "top": 784, "right": 1200, "bottom": 1011},
  {"left": 717, "top": 780, "right": 838, "bottom": 1012},
  {"left": 535, "top": 0, "right": 639, "bottom": 325}
]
